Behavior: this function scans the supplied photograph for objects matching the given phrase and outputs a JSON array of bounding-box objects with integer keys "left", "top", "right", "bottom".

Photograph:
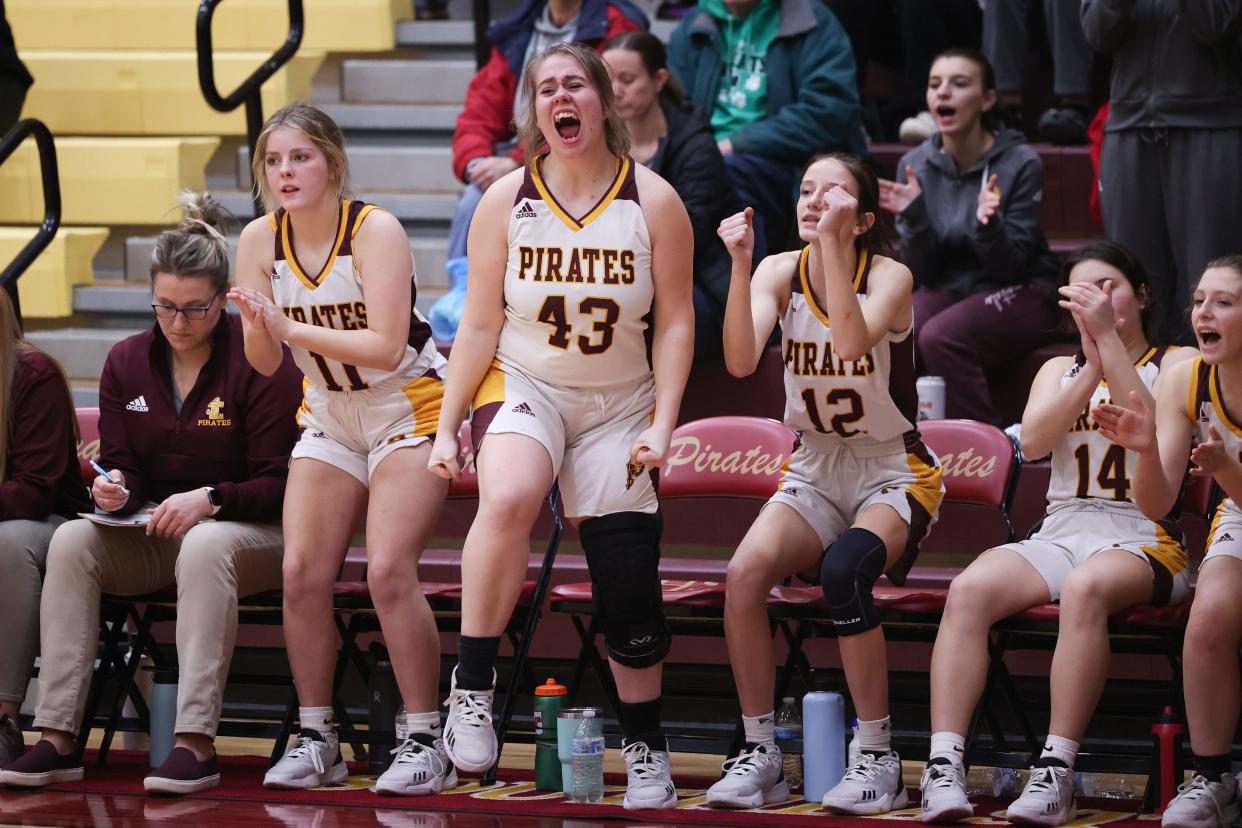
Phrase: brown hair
[
  {"left": 1205, "top": 255, "right": 1242, "bottom": 279},
  {"left": 150, "top": 191, "right": 236, "bottom": 294},
  {"left": 604, "top": 31, "right": 684, "bottom": 108},
  {"left": 0, "top": 289, "right": 77, "bottom": 474},
  {"left": 251, "top": 102, "right": 351, "bottom": 212},
  {"left": 515, "top": 42, "right": 631, "bottom": 161},
  {"left": 801, "top": 153, "right": 888, "bottom": 255},
  {"left": 1062, "top": 240, "right": 1159, "bottom": 345}
]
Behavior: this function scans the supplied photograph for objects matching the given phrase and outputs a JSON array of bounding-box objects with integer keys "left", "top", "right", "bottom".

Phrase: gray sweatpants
[
  {"left": 0, "top": 517, "right": 67, "bottom": 703},
  {"left": 34, "top": 519, "right": 283, "bottom": 739},
  {"left": 983, "top": 0, "right": 1092, "bottom": 97},
  {"left": 1099, "top": 127, "right": 1242, "bottom": 342}
]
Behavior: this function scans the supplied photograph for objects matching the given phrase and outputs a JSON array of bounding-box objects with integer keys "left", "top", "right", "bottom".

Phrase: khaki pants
[
  {"left": 34, "top": 518, "right": 283, "bottom": 739},
  {"left": 0, "top": 517, "right": 66, "bottom": 702}
]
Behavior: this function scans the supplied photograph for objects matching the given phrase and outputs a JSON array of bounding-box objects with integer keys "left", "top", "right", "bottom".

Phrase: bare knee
[
  {"left": 364, "top": 549, "right": 419, "bottom": 608},
  {"left": 282, "top": 548, "right": 338, "bottom": 603},
  {"left": 477, "top": 488, "right": 543, "bottom": 532},
  {"left": 943, "top": 569, "right": 1003, "bottom": 625},
  {"left": 1058, "top": 569, "right": 1111, "bottom": 618},
  {"left": 725, "top": 547, "right": 780, "bottom": 606},
  {"left": 1186, "top": 594, "right": 1242, "bottom": 653}
]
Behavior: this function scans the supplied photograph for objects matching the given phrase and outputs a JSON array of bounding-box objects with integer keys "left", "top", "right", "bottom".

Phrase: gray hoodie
[
  {"left": 1082, "top": 0, "right": 1242, "bottom": 131},
  {"left": 894, "top": 128, "right": 1060, "bottom": 298}
]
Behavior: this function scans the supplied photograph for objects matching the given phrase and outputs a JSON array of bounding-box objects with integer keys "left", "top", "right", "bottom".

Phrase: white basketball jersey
[
  {"left": 781, "top": 247, "right": 919, "bottom": 446},
  {"left": 495, "top": 156, "right": 654, "bottom": 388},
  {"left": 1187, "top": 356, "right": 1242, "bottom": 513},
  {"left": 268, "top": 200, "right": 446, "bottom": 392},
  {"left": 1046, "top": 346, "right": 1174, "bottom": 513}
]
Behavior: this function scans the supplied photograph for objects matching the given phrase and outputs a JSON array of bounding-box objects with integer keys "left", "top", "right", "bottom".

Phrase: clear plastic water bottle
[
  {"left": 775, "top": 697, "right": 803, "bottom": 789},
  {"left": 570, "top": 709, "right": 605, "bottom": 803},
  {"left": 966, "top": 766, "right": 1023, "bottom": 797},
  {"left": 395, "top": 704, "right": 408, "bottom": 743},
  {"left": 847, "top": 719, "right": 860, "bottom": 765}
]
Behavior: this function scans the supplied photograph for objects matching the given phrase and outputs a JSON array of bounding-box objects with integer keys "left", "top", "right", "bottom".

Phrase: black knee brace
[
  {"left": 579, "top": 511, "right": 670, "bottom": 668},
  {"left": 820, "top": 527, "right": 887, "bottom": 636}
]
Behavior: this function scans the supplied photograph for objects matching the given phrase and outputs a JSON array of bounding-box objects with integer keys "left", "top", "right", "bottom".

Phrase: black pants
[{"left": 1100, "top": 127, "right": 1242, "bottom": 343}]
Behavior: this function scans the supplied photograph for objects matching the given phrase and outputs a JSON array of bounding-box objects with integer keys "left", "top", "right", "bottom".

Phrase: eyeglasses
[{"left": 151, "top": 294, "right": 218, "bottom": 321}]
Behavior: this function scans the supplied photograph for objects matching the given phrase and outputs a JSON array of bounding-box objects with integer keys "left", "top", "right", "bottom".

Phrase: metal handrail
[
  {"left": 0, "top": 119, "right": 61, "bottom": 324},
  {"left": 196, "top": 0, "right": 304, "bottom": 217},
  {"left": 472, "top": 0, "right": 491, "bottom": 68}
]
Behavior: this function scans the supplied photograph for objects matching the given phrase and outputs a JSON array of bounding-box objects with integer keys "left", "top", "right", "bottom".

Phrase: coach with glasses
[{"left": 0, "top": 194, "right": 301, "bottom": 796}]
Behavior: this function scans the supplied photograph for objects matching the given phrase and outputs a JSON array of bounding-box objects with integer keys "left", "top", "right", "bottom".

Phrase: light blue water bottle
[
  {"left": 802, "top": 674, "right": 846, "bottom": 802},
  {"left": 570, "top": 709, "right": 605, "bottom": 803},
  {"left": 147, "top": 667, "right": 178, "bottom": 768}
]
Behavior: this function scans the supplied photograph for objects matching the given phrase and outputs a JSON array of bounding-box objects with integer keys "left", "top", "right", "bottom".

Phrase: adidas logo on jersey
[
  {"left": 1217, "top": 532, "right": 1235, "bottom": 544},
  {"left": 514, "top": 201, "right": 538, "bottom": 219},
  {"left": 126, "top": 395, "right": 149, "bottom": 412},
  {"left": 511, "top": 402, "right": 535, "bottom": 416}
]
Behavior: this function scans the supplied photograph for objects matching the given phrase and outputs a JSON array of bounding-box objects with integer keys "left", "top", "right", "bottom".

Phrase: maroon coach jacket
[{"left": 97, "top": 313, "right": 302, "bottom": 520}]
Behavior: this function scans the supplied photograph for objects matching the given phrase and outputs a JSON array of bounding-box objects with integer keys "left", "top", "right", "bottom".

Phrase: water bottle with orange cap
[{"left": 534, "top": 678, "right": 568, "bottom": 790}]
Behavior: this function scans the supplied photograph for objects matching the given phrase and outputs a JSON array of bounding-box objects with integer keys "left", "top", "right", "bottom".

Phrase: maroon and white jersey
[
  {"left": 496, "top": 155, "right": 654, "bottom": 388},
  {"left": 780, "top": 247, "right": 919, "bottom": 446}
]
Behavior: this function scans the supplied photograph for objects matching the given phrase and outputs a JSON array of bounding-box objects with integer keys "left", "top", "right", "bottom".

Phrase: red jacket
[
  {"left": 451, "top": 0, "right": 646, "bottom": 182},
  {"left": 98, "top": 313, "right": 302, "bottom": 521},
  {"left": 0, "top": 349, "right": 90, "bottom": 521}
]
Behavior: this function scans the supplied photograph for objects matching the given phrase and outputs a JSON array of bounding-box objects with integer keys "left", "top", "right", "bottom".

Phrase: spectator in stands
[
  {"left": 1082, "top": 1, "right": 1242, "bottom": 345},
  {"left": 0, "top": 193, "right": 301, "bottom": 795},
  {"left": 1095, "top": 257, "right": 1242, "bottom": 828},
  {"left": 427, "top": 43, "right": 694, "bottom": 808},
  {"left": 711, "top": 155, "right": 942, "bottom": 814},
  {"left": 921, "top": 241, "right": 1192, "bottom": 826},
  {"left": 984, "top": 0, "right": 1094, "bottom": 144},
  {"left": 667, "top": 0, "right": 864, "bottom": 261},
  {"left": 0, "top": 289, "right": 88, "bottom": 770},
  {"left": 431, "top": 0, "right": 647, "bottom": 340},
  {"left": 0, "top": 0, "right": 32, "bottom": 134},
  {"left": 604, "top": 30, "right": 738, "bottom": 358},
  {"left": 879, "top": 48, "right": 1060, "bottom": 427},
  {"left": 229, "top": 104, "right": 452, "bottom": 797}
]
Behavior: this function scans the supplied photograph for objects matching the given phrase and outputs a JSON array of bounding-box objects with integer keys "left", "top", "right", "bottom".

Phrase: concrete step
[
  {"left": 236, "top": 144, "right": 457, "bottom": 192},
  {"left": 73, "top": 282, "right": 152, "bottom": 316},
  {"left": 212, "top": 190, "right": 458, "bottom": 224},
  {"left": 70, "top": 382, "right": 100, "bottom": 408},
  {"left": 124, "top": 233, "right": 449, "bottom": 288},
  {"left": 342, "top": 59, "right": 473, "bottom": 105},
  {"left": 26, "top": 327, "right": 143, "bottom": 382},
  {"left": 395, "top": 20, "right": 474, "bottom": 48},
  {"left": 318, "top": 103, "right": 462, "bottom": 136}
]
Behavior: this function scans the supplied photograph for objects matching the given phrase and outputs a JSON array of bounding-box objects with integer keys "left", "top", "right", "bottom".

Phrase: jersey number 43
[{"left": 537, "top": 295, "right": 621, "bottom": 354}]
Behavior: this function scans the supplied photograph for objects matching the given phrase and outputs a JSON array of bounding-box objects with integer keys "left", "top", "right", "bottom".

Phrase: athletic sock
[
  {"left": 456, "top": 635, "right": 500, "bottom": 690},
  {"left": 299, "top": 706, "right": 339, "bottom": 750},
  {"left": 619, "top": 697, "right": 666, "bottom": 752},
  {"left": 929, "top": 731, "right": 966, "bottom": 765},
  {"left": 744, "top": 712, "right": 776, "bottom": 747},
  {"left": 1194, "top": 753, "right": 1233, "bottom": 780},
  {"left": 859, "top": 715, "right": 892, "bottom": 756},
  {"left": 406, "top": 710, "right": 442, "bottom": 740},
  {"left": 1038, "top": 735, "right": 1079, "bottom": 769}
]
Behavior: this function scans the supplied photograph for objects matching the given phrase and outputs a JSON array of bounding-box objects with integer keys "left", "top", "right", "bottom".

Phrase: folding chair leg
[
  {"left": 98, "top": 607, "right": 157, "bottom": 765},
  {"left": 79, "top": 603, "right": 131, "bottom": 751},
  {"left": 270, "top": 687, "right": 299, "bottom": 766},
  {"left": 564, "top": 616, "right": 599, "bottom": 708}
]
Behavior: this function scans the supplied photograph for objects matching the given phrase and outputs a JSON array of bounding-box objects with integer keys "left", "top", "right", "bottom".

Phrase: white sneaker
[
  {"left": 920, "top": 760, "right": 973, "bottom": 822},
  {"left": 441, "top": 668, "right": 496, "bottom": 773},
  {"left": 706, "top": 743, "right": 790, "bottom": 808},
  {"left": 621, "top": 740, "right": 678, "bottom": 810},
  {"left": 1006, "top": 766, "right": 1076, "bottom": 826},
  {"left": 1162, "top": 773, "right": 1241, "bottom": 828},
  {"left": 899, "top": 111, "right": 937, "bottom": 145},
  {"left": 262, "top": 730, "right": 348, "bottom": 790},
  {"left": 375, "top": 736, "right": 457, "bottom": 796},
  {"left": 822, "top": 751, "right": 910, "bottom": 815}
]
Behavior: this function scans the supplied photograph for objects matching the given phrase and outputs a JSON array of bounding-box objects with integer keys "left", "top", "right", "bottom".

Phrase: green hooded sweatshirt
[{"left": 702, "top": 0, "right": 782, "bottom": 141}]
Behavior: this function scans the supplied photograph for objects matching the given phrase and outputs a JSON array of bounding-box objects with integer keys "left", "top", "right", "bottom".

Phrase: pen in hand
[{"left": 89, "top": 460, "right": 131, "bottom": 498}]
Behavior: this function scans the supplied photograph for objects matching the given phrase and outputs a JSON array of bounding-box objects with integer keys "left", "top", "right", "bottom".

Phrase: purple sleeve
[
  {"left": 97, "top": 349, "right": 148, "bottom": 515},
  {"left": 213, "top": 348, "right": 302, "bottom": 521},
  {"left": 0, "top": 360, "right": 77, "bottom": 520}
]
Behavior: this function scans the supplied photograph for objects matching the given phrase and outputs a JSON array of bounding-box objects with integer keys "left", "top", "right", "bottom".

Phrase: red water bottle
[{"left": 1151, "top": 706, "right": 1186, "bottom": 813}]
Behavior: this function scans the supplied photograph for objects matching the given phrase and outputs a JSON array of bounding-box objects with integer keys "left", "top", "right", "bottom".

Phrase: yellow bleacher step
[
  {"left": 8, "top": 0, "right": 410, "bottom": 51},
  {"left": 20, "top": 50, "right": 323, "bottom": 136},
  {"left": 0, "top": 227, "right": 108, "bottom": 318},
  {"left": 0, "top": 137, "right": 220, "bottom": 225}
]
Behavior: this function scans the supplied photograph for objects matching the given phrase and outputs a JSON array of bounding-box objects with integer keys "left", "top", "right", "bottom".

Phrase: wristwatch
[{"left": 204, "top": 486, "right": 223, "bottom": 516}]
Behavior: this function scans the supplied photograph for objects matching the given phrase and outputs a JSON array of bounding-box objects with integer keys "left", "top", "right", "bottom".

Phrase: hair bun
[{"left": 175, "top": 190, "right": 235, "bottom": 241}]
